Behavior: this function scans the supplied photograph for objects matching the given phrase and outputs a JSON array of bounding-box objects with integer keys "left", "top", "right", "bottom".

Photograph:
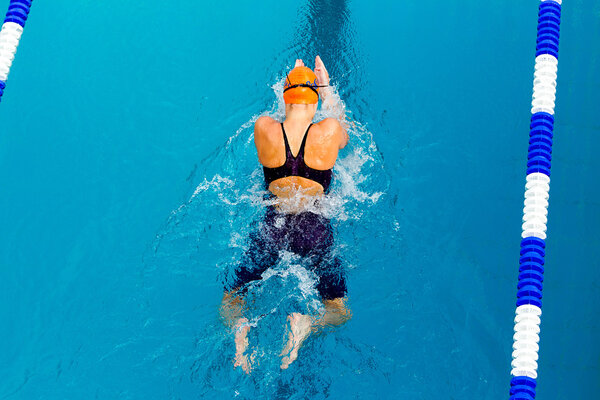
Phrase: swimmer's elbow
[
  {"left": 336, "top": 122, "right": 349, "bottom": 149},
  {"left": 340, "top": 129, "right": 349, "bottom": 149}
]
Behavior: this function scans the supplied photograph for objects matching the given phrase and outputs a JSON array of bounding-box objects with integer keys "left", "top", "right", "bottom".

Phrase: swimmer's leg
[
  {"left": 220, "top": 291, "right": 246, "bottom": 326},
  {"left": 233, "top": 317, "right": 254, "bottom": 374},
  {"left": 222, "top": 209, "right": 282, "bottom": 373},
  {"left": 220, "top": 291, "right": 254, "bottom": 374},
  {"left": 279, "top": 298, "right": 352, "bottom": 369},
  {"left": 280, "top": 312, "right": 313, "bottom": 369},
  {"left": 314, "top": 297, "right": 352, "bottom": 329}
]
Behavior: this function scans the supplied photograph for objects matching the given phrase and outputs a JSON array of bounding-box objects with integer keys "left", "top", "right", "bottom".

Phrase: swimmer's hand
[
  {"left": 294, "top": 59, "right": 305, "bottom": 68},
  {"left": 314, "top": 55, "right": 330, "bottom": 86},
  {"left": 314, "top": 55, "right": 347, "bottom": 131}
]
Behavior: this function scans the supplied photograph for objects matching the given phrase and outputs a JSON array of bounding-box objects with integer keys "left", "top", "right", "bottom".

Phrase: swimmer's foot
[
  {"left": 280, "top": 313, "right": 312, "bottom": 369},
  {"left": 234, "top": 352, "right": 252, "bottom": 374},
  {"left": 233, "top": 318, "right": 253, "bottom": 374}
]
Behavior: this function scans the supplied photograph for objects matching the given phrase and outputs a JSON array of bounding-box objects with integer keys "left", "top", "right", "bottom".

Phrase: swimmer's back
[{"left": 254, "top": 116, "right": 348, "bottom": 197}]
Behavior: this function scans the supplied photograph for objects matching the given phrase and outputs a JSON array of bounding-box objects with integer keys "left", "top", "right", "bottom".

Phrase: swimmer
[{"left": 220, "top": 56, "right": 351, "bottom": 373}]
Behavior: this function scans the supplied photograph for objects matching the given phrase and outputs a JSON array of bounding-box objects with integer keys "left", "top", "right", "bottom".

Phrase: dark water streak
[{"left": 289, "top": 0, "right": 366, "bottom": 110}]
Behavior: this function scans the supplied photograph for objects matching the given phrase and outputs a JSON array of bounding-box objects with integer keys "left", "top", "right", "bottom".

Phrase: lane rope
[
  {"left": 0, "top": 0, "right": 32, "bottom": 102},
  {"left": 510, "top": 1, "right": 562, "bottom": 399}
]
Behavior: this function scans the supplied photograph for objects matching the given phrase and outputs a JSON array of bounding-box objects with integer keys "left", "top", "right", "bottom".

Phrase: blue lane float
[
  {"left": 510, "top": 0, "right": 562, "bottom": 399},
  {"left": 0, "top": 0, "right": 32, "bottom": 102}
]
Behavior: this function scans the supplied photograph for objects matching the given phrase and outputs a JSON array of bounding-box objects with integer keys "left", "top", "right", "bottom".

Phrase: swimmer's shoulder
[
  {"left": 314, "top": 118, "right": 348, "bottom": 149},
  {"left": 254, "top": 116, "right": 283, "bottom": 165},
  {"left": 254, "top": 116, "right": 281, "bottom": 141},
  {"left": 255, "top": 115, "right": 277, "bottom": 132}
]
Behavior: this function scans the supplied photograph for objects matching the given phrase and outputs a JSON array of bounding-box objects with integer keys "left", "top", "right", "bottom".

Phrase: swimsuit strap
[
  {"left": 281, "top": 122, "right": 313, "bottom": 159},
  {"left": 280, "top": 123, "right": 293, "bottom": 157},
  {"left": 298, "top": 124, "right": 313, "bottom": 159}
]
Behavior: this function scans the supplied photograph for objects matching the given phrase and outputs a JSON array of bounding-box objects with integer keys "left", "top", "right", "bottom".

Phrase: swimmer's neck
[{"left": 284, "top": 104, "right": 317, "bottom": 123}]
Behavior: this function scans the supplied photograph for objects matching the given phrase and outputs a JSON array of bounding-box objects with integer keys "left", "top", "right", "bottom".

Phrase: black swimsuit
[
  {"left": 224, "top": 123, "right": 346, "bottom": 300},
  {"left": 226, "top": 206, "right": 347, "bottom": 300},
  {"left": 262, "top": 123, "right": 333, "bottom": 192}
]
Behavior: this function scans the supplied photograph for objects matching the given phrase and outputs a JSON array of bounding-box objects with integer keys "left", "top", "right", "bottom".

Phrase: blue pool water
[{"left": 1, "top": 0, "right": 599, "bottom": 398}]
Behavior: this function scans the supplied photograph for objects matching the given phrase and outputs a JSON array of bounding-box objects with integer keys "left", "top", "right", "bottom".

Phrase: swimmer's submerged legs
[
  {"left": 279, "top": 297, "right": 352, "bottom": 369},
  {"left": 222, "top": 210, "right": 350, "bottom": 371},
  {"left": 221, "top": 291, "right": 352, "bottom": 371},
  {"left": 222, "top": 291, "right": 352, "bottom": 372}
]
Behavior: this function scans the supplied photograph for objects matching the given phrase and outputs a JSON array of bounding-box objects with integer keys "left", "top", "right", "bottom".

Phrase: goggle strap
[
  {"left": 284, "top": 71, "right": 328, "bottom": 96},
  {"left": 283, "top": 83, "right": 329, "bottom": 95}
]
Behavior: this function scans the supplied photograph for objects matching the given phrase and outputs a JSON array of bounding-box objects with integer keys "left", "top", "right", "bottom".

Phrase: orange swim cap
[{"left": 283, "top": 66, "right": 319, "bottom": 104}]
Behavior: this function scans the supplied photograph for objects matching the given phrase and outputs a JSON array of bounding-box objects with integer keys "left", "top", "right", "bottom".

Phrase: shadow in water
[{"left": 289, "top": 0, "right": 366, "bottom": 110}]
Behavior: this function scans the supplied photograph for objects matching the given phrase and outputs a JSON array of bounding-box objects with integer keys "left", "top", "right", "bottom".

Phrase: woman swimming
[{"left": 220, "top": 56, "right": 351, "bottom": 372}]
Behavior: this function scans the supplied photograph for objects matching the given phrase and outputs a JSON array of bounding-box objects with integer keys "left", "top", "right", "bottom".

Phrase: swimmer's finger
[
  {"left": 315, "top": 56, "right": 329, "bottom": 81},
  {"left": 315, "top": 55, "right": 326, "bottom": 70}
]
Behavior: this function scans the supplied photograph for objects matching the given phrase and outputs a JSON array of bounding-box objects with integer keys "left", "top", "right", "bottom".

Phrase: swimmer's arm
[
  {"left": 320, "top": 87, "right": 349, "bottom": 133},
  {"left": 254, "top": 115, "right": 277, "bottom": 141},
  {"left": 254, "top": 116, "right": 280, "bottom": 165},
  {"left": 318, "top": 118, "right": 348, "bottom": 150},
  {"left": 336, "top": 119, "right": 349, "bottom": 149},
  {"left": 314, "top": 55, "right": 348, "bottom": 133}
]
